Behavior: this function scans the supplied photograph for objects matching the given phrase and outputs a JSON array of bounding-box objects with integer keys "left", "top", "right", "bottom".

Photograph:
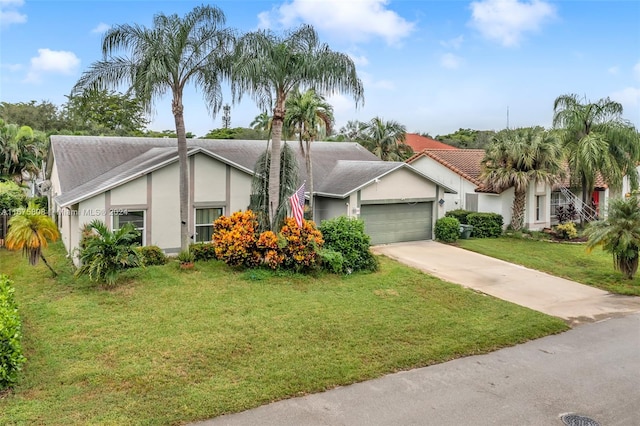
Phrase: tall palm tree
[
  {"left": 553, "top": 94, "right": 640, "bottom": 207},
  {"left": 284, "top": 89, "right": 334, "bottom": 219},
  {"left": 586, "top": 196, "right": 640, "bottom": 279},
  {"left": 6, "top": 201, "right": 59, "bottom": 276},
  {"left": 0, "top": 119, "right": 46, "bottom": 184},
  {"left": 360, "top": 117, "right": 411, "bottom": 161},
  {"left": 72, "top": 5, "right": 234, "bottom": 251},
  {"left": 481, "top": 127, "right": 565, "bottom": 231},
  {"left": 233, "top": 24, "right": 363, "bottom": 230},
  {"left": 250, "top": 111, "right": 272, "bottom": 134}
]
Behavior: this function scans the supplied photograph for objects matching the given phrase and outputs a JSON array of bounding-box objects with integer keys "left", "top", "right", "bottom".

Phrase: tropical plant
[
  {"left": 0, "top": 180, "right": 27, "bottom": 213},
  {"left": 232, "top": 24, "right": 363, "bottom": 230},
  {"left": 5, "top": 201, "right": 59, "bottom": 276},
  {"left": 73, "top": 5, "right": 235, "bottom": 251},
  {"left": 250, "top": 111, "right": 272, "bottom": 134},
  {"left": 481, "top": 127, "right": 565, "bottom": 231},
  {"left": 334, "top": 119, "right": 367, "bottom": 142},
  {"left": 279, "top": 217, "right": 324, "bottom": 272},
  {"left": 249, "top": 143, "right": 300, "bottom": 232},
  {"left": 0, "top": 274, "right": 26, "bottom": 391},
  {"left": 358, "top": 116, "right": 412, "bottom": 161},
  {"left": 284, "top": 89, "right": 334, "bottom": 219},
  {"left": 553, "top": 94, "right": 640, "bottom": 207},
  {"left": 137, "top": 245, "right": 167, "bottom": 266},
  {"left": 585, "top": 196, "right": 640, "bottom": 279},
  {"left": 76, "top": 219, "right": 143, "bottom": 286},
  {"left": 0, "top": 119, "right": 47, "bottom": 184},
  {"left": 319, "top": 216, "right": 378, "bottom": 273},
  {"left": 554, "top": 222, "right": 578, "bottom": 240},
  {"left": 176, "top": 249, "right": 195, "bottom": 265}
]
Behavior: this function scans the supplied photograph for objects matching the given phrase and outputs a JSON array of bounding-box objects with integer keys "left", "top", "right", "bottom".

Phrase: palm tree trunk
[
  {"left": 40, "top": 253, "right": 57, "bottom": 277},
  {"left": 306, "top": 139, "right": 314, "bottom": 220},
  {"left": 173, "top": 93, "right": 190, "bottom": 251},
  {"left": 268, "top": 97, "right": 285, "bottom": 230},
  {"left": 511, "top": 189, "right": 526, "bottom": 231}
]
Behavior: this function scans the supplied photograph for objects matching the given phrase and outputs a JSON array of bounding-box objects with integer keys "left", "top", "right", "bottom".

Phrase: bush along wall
[
  {"left": 0, "top": 274, "right": 26, "bottom": 391},
  {"left": 467, "top": 213, "right": 503, "bottom": 238},
  {"left": 319, "top": 216, "right": 378, "bottom": 274},
  {"left": 434, "top": 217, "right": 460, "bottom": 243},
  {"left": 445, "top": 209, "right": 473, "bottom": 225}
]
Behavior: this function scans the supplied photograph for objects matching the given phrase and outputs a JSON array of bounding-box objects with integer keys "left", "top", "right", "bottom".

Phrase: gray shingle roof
[{"left": 50, "top": 135, "right": 454, "bottom": 206}]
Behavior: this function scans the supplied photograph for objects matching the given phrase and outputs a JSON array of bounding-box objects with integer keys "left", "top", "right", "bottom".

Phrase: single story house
[{"left": 46, "top": 135, "right": 456, "bottom": 257}]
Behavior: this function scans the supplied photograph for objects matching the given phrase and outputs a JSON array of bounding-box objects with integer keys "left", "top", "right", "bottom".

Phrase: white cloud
[
  {"left": 634, "top": 62, "right": 640, "bottom": 81},
  {"left": 608, "top": 66, "right": 619, "bottom": 75},
  {"left": 441, "top": 53, "right": 462, "bottom": 70},
  {"left": 24, "top": 48, "right": 80, "bottom": 83},
  {"left": 91, "top": 22, "right": 110, "bottom": 34},
  {"left": 1, "top": 62, "right": 22, "bottom": 71},
  {"left": 0, "top": 0, "right": 26, "bottom": 29},
  {"left": 610, "top": 86, "right": 640, "bottom": 107},
  {"left": 260, "top": 0, "right": 415, "bottom": 45},
  {"left": 440, "top": 35, "right": 464, "bottom": 50},
  {"left": 348, "top": 53, "right": 369, "bottom": 67},
  {"left": 360, "top": 71, "right": 395, "bottom": 90},
  {"left": 469, "top": 0, "right": 556, "bottom": 47}
]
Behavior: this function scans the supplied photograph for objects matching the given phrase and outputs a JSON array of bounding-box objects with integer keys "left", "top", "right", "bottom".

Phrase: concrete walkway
[{"left": 373, "top": 240, "right": 640, "bottom": 325}]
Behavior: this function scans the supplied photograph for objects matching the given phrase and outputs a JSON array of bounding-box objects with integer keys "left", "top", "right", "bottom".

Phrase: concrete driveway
[{"left": 372, "top": 240, "right": 640, "bottom": 325}]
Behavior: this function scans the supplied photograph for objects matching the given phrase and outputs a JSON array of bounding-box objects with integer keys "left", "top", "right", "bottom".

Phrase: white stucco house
[
  {"left": 46, "top": 135, "right": 456, "bottom": 257},
  {"left": 407, "top": 149, "right": 555, "bottom": 230}
]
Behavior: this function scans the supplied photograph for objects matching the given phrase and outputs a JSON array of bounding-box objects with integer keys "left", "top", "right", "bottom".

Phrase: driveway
[
  {"left": 372, "top": 240, "right": 640, "bottom": 325},
  {"left": 192, "top": 313, "right": 640, "bottom": 426}
]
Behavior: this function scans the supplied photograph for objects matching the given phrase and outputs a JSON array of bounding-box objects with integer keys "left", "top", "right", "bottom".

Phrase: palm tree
[
  {"left": 250, "top": 112, "right": 272, "bottom": 134},
  {"left": 0, "top": 119, "right": 46, "bottom": 184},
  {"left": 72, "top": 5, "right": 234, "bottom": 251},
  {"left": 586, "top": 196, "right": 640, "bottom": 279},
  {"left": 360, "top": 117, "right": 411, "bottom": 161},
  {"left": 481, "top": 127, "right": 565, "bottom": 231},
  {"left": 553, "top": 94, "right": 640, "bottom": 208},
  {"left": 6, "top": 201, "right": 59, "bottom": 277},
  {"left": 284, "top": 89, "right": 334, "bottom": 219},
  {"left": 233, "top": 24, "right": 363, "bottom": 230}
]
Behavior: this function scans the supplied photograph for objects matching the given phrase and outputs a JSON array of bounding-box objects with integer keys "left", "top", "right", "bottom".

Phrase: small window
[
  {"left": 113, "top": 210, "right": 145, "bottom": 245},
  {"left": 195, "top": 207, "right": 223, "bottom": 243},
  {"left": 536, "top": 195, "right": 545, "bottom": 221}
]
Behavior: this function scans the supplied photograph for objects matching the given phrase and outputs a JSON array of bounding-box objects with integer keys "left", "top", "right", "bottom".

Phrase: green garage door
[{"left": 360, "top": 202, "right": 433, "bottom": 245}]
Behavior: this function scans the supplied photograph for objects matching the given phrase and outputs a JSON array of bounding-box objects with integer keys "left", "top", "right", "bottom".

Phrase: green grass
[
  {"left": 457, "top": 237, "right": 640, "bottom": 296},
  {"left": 0, "top": 242, "right": 567, "bottom": 425}
]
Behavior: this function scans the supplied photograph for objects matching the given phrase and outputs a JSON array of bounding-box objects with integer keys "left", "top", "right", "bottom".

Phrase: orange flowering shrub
[
  {"left": 279, "top": 218, "right": 324, "bottom": 271},
  {"left": 213, "top": 210, "right": 261, "bottom": 267},
  {"left": 256, "top": 230, "right": 284, "bottom": 269}
]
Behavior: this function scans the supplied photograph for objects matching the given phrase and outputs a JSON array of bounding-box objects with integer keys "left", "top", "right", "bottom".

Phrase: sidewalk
[{"left": 372, "top": 240, "right": 640, "bottom": 325}]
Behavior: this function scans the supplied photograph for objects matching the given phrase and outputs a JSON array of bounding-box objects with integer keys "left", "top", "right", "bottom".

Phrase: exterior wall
[
  {"left": 228, "top": 167, "right": 252, "bottom": 213},
  {"left": 523, "top": 181, "right": 551, "bottom": 230},
  {"left": 409, "top": 156, "right": 476, "bottom": 213},
  {"left": 193, "top": 155, "right": 226, "bottom": 203},
  {"left": 314, "top": 197, "right": 349, "bottom": 222},
  {"left": 110, "top": 176, "right": 146, "bottom": 205},
  {"left": 360, "top": 168, "right": 436, "bottom": 201},
  {"left": 151, "top": 162, "right": 180, "bottom": 251}
]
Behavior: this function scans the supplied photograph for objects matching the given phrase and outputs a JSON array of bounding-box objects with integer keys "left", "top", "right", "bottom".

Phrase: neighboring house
[
  {"left": 47, "top": 135, "right": 456, "bottom": 258},
  {"left": 551, "top": 173, "right": 608, "bottom": 223},
  {"left": 407, "top": 149, "right": 554, "bottom": 230},
  {"left": 403, "top": 133, "right": 458, "bottom": 152}
]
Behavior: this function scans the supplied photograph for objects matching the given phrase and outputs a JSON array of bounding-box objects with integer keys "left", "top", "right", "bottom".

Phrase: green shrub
[
  {"left": 445, "top": 209, "right": 473, "bottom": 225},
  {"left": 318, "top": 248, "right": 344, "bottom": 274},
  {"left": 30, "top": 196, "right": 48, "bottom": 214},
  {"left": 137, "top": 245, "right": 167, "bottom": 266},
  {"left": 0, "top": 181, "right": 27, "bottom": 213},
  {"left": 467, "top": 213, "right": 503, "bottom": 238},
  {"left": 555, "top": 222, "right": 578, "bottom": 240},
  {"left": 319, "top": 216, "right": 378, "bottom": 273},
  {"left": 189, "top": 243, "right": 217, "bottom": 261},
  {"left": 177, "top": 249, "right": 195, "bottom": 264},
  {"left": 0, "top": 274, "right": 26, "bottom": 390},
  {"left": 434, "top": 217, "right": 460, "bottom": 242}
]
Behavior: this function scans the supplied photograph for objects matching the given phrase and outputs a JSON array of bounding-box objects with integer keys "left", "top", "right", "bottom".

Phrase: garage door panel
[{"left": 360, "top": 202, "right": 432, "bottom": 245}]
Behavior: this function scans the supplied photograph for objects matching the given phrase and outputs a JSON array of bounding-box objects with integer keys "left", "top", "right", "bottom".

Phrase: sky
[{"left": 0, "top": 0, "right": 639, "bottom": 138}]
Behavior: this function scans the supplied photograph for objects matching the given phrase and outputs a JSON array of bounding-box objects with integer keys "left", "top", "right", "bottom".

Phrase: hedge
[
  {"left": 467, "top": 213, "right": 503, "bottom": 238},
  {"left": 445, "top": 209, "right": 473, "bottom": 225},
  {"left": 0, "top": 274, "right": 26, "bottom": 390},
  {"left": 434, "top": 217, "right": 460, "bottom": 243}
]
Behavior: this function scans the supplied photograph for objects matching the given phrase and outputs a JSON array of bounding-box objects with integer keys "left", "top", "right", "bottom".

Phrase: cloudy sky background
[{"left": 1, "top": 0, "right": 638, "bottom": 137}]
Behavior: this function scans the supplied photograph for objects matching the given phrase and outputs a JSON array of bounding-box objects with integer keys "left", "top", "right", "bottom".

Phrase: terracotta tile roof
[
  {"left": 404, "top": 133, "right": 458, "bottom": 152},
  {"left": 407, "top": 148, "right": 485, "bottom": 184}
]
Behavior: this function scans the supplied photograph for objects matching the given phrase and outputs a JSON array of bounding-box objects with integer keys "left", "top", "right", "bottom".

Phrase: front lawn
[
  {"left": 457, "top": 237, "right": 640, "bottom": 296},
  {"left": 0, "top": 242, "right": 567, "bottom": 425}
]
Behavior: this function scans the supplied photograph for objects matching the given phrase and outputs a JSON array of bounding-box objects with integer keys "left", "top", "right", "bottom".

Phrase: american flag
[{"left": 289, "top": 183, "right": 305, "bottom": 227}]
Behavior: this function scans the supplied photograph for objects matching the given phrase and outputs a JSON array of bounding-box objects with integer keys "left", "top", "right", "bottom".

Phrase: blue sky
[{"left": 1, "top": 0, "right": 639, "bottom": 138}]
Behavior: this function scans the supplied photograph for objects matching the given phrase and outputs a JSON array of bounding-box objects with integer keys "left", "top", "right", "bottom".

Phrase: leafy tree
[
  {"left": 0, "top": 119, "right": 47, "bottom": 184},
  {"left": 77, "top": 219, "right": 143, "bottom": 286},
  {"left": 481, "top": 127, "right": 564, "bottom": 231},
  {"left": 62, "top": 89, "right": 149, "bottom": 135},
  {"left": 250, "top": 112, "right": 272, "bottom": 134},
  {"left": 5, "top": 201, "right": 59, "bottom": 277},
  {"left": 359, "top": 116, "right": 412, "bottom": 161},
  {"left": 73, "top": 5, "right": 234, "bottom": 251},
  {"left": 0, "top": 181, "right": 27, "bottom": 213},
  {"left": 435, "top": 128, "right": 496, "bottom": 149},
  {"left": 553, "top": 94, "right": 640, "bottom": 206},
  {"left": 586, "top": 196, "right": 640, "bottom": 279},
  {"left": 203, "top": 127, "right": 266, "bottom": 140},
  {"left": 233, "top": 24, "right": 363, "bottom": 230},
  {"left": 143, "top": 129, "right": 196, "bottom": 139},
  {"left": 285, "top": 89, "right": 334, "bottom": 219},
  {"left": 331, "top": 119, "right": 367, "bottom": 142},
  {"left": 0, "top": 100, "right": 65, "bottom": 133}
]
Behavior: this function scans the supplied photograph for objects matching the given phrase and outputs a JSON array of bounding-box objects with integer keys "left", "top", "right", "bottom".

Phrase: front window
[
  {"left": 195, "top": 207, "right": 223, "bottom": 243},
  {"left": 113, "top": 210, "right": 145, "bottom": 245},
  {"left": 536, "top": 196, "right": 545, "bottom": 221}
]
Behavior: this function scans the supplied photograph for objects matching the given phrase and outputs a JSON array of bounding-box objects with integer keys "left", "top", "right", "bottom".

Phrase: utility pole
[{"left": 222, "top": 104, "right": 231, "bottom": 129}]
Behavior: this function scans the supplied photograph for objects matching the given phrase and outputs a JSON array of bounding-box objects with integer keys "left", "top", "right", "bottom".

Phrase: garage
[{"left": 360, "top": 202, "right": 433, "bottom": 245}]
